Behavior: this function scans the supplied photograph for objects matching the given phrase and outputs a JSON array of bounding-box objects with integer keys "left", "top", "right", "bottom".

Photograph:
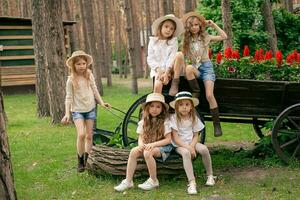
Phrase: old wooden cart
[{"left": 121, "top": 78, "right": 300, "bottom": 163}]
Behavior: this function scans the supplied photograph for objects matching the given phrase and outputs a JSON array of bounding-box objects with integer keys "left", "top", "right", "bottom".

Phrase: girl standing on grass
[
  {"left": 181, "top": 12, "right": 227, "bottom": 137},
  {"left": 114, "top": 93, "right": 172, "bottom": 192},
  {"left": 61, "top": 50, "right": 111, "bottom": 173},
  {"left": 147, "top": 14, "right": 185, "bottom": 96},
  {"left": 170, "top": 91, "right": 215, "bottom": 195}
]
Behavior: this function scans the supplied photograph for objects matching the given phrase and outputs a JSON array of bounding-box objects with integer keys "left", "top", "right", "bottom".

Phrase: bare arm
[
  {"left": 206, "top": 20, "right": 227, "bottom": 42},
  {"left": 144, "top": 133, "right": 171, "bottom": 150}
]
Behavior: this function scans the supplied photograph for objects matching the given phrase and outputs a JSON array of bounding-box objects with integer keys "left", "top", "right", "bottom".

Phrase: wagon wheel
[
  {"left": 122, "top": 94, "right": 206, "bottom": 146},
  {"left": 272, "top": 103, "right": 300, "bottom": 163},
  {"left": 122, "top": 94, "right": 148, "bottom": 146},
  {"left": 253, "top": 118, "right": 271, "bottom": 138}
]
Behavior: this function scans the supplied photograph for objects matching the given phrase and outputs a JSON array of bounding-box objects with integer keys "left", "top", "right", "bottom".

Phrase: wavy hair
[{"left": 69, "top": 56, "right": 91, "bottom": 90}]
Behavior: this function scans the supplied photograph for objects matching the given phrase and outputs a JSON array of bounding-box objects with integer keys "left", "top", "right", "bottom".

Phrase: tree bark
[
  {"left": 32, "top": 0, "right": 50, "bottom": 118},
  {"left": 44, "top": 0, "right": 68, "bottom": 124},
  {"left": 124, "top": 0, "right": 138, "bottom": 94},
  {"left": 163, "top": 0, "right": 174, "bottom": 15},
  {"left": 185, "top": 0, "right": 196, "bottom": 13},
  {"left": 281, "top": 0, "right": 293, "bottom": 12},
  {"left": 0, "top": 90, "right": 18, "bottom": 200},
  {"left": 221, "top": 0, "right": 233, "bottom": 48},
  {"left": 261, "top": 0, "right": 278, "bottom": 54}
]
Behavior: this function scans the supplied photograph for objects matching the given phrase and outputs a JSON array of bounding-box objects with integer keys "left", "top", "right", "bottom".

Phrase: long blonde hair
[
  {"left": 175, "top": 99, "right": 197, "bottom": 126},
  {"left": 69, "top": 56, "right": 91, "bottom": 89},
  {"left": 142, "top": 102, "right": 169, "bottom": 143},
  {"left": 182, "top": 16, "right": 207, "bottom": 57}
]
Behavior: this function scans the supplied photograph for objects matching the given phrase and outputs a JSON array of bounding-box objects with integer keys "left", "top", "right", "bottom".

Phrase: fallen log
[{"left": 86, "top": 145, "right": 185, "bottom": 177}]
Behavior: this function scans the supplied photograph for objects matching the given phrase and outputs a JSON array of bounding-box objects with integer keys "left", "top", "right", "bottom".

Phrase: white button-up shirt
[{"left": 147, "top": 36, "right": 178, "bottom": 78}]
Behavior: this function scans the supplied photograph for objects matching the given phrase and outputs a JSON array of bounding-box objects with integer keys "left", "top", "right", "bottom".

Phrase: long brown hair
[
  {"left": 175, "top": 99, "right": 197, "bottom": 126},
  {"left": 182, "top": 16, "right": 207, "bottom": 57},
  {"left": 155, "top": 19, "right": 176, "bottom": 44},
  {"left": 69, "top": 56, "right": 91, "bottom": 89},
  {"left": 142, "top": 102, "right": 169, "bottom": 143}
]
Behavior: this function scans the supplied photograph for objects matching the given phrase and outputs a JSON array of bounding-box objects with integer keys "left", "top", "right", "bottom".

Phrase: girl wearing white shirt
[
  {"left": 170, "top": 91, "right": 215, "bottom": 195},
  {"left": 147, "top": 14, "right": 184, "bottom": 96}
]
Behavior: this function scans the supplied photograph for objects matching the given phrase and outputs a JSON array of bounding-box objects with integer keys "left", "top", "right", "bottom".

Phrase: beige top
[
  {"left": 188, "top": 34, "right": 212, "bottom": 67},
  {"left": 65, "top": 74, "right": 98, "bottom": 112}
]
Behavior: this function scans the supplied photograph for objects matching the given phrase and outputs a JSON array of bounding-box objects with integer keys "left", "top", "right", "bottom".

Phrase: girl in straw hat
[
  {"left": 114, "top": 93, "right": 173, "bottom": 192},
  {"left": 147, "top": 14, "right": 185, "bottom": 96},
  {"left": 61, "top": 50, "right": 111, "bottom": 173},
  {"left": 181, "top": 12, "right": 227, "bottom": 137},
  {"left": 170, "top": 91, "right": 215, "bottom": 195}
]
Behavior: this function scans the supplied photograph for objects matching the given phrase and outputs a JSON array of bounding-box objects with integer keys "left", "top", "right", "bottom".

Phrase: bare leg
[
  {"left": 126, "top": 147, "right": 143, "bottom": 182},
  {"left": 185, "top": 65, "right": 201, "bottom": 98},
  {"left": 143, "top": 148, "right": 161, "bottom": 181},
  {"left": 74, "top": 119, "right": 85, "bottom": 156},
  {"left": 85, "top": 119, "right": 94, "bottom": 154},
  {"left": 203, "top": 80, "right": 218, "bottom": 109},
  {"left": 169, "top": 52, "right": 185, "bottom": 96},
  {"left": 153, "top": 78, "right": 164, "bottom": 93}
]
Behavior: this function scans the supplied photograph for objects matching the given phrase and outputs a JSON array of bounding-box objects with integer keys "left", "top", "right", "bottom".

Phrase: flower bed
[{"left": 213, "top": 46, "right": 300, "bottom": 82}]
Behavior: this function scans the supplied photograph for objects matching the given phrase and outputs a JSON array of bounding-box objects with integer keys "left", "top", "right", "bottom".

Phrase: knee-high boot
[
  {"left": 210, "top": 107, "right": 223, "bottom": 137},
  {"left": 169, "top": 78, "right": 180, "bottom": 96},
  {"left": 83, "top": 152, "right": 89, "bottom": 168},
  {"left": 77, "top": 154, "right": 85, "bottom": 173},
  {"left": 187, "top": 79, "right": 200, "bottom": 98}
]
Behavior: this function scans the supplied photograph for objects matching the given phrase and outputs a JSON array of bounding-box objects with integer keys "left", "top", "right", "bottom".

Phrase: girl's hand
[
  {"left": 188, "top": 146, "right": 196, "bottom": 158},
  {"left": 144, "top": 143, "right": 156, "bottom": 151},
  {"left": 101, "top": 102, "right": 111, "bottom": 109},
  {"left": 206, "top": 20, "right": 214, "bottom": 27},
  {"left": 137, "top": 145, "right": 145, "bottom": 152},
  {"left": 162, "top": 72, "right": 170, "bottom": 85},
  {"left": 61, "top": 115, "right": 71, "bottom": 125}
]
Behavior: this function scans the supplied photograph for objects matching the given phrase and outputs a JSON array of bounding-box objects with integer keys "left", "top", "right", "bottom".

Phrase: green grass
[{"left": 4, "top": 77, "right": 300, "bottom": 200}]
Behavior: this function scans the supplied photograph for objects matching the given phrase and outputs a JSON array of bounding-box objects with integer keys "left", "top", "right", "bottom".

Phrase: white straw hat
[
  {"left": 143, "top": 93, "right": 169, "bottom": 110},
  {"left": 66, "top": 50, "right": 93, "bottom": 68},
  {"left": 151, "top": 14, "right": 184, "bottom": 37},
  {"left": 169, "top": 91, "right": 199, "bottom": 109}
]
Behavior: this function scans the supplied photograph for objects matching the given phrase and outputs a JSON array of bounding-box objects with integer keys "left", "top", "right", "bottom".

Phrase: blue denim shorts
[
  {"left": 155, "top": 144, "right": 174, "bottom": 162},
  {"left": 197, "top": 61, "right": 216, "bottom": 81},
  {"left": 72, "top": 107, "right": 96, "bottom": 121}
]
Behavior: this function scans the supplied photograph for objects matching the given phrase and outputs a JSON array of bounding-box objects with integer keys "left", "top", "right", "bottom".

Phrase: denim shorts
[
  {"left": 155, "top": 144, "right": 174, "bottom": 162},
  {"left": 72, "top": 107, "right": 96, "bottom": 121},
  {"left": 197, "top": 61, "right": 216, "bottom": 81}
]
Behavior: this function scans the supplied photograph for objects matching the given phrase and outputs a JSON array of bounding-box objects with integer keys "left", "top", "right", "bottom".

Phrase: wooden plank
[
  {"left": 0, "top": 35, "right": 33, "bottom": 40},
  {"left": 0, "top": 55, "right": 35, "bottom": 60},
  {"left": 1, "top": 66, "right": 35, "bottom": 75},
  {"left": 1, "top": 79, "right": 35, "bottom": 86},
  {"left": 0, "top": 25, "right": 32, "bottom": 29},
  {"left": 3, "top": 45, "right": 33, "bottom": 50}
]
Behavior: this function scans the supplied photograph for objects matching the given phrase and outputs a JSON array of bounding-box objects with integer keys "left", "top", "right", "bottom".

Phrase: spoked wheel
[
  {"left": 272, "top": 103, "right": 300, "bottom": 163},
  {"left": 122, "top": 94, "right": 148, "bottom": 146},
  {"left": 253, "top": 118, "right": 271, "bottom": 138}
]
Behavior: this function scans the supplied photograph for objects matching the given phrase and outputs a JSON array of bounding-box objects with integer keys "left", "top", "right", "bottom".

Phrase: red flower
[
  {"left": 227, "top": 66, "right": 236, "bottom": 73},
  {"left": 297, "top": 53, "right": 300, "bottom": 64},
  {"left": 286, "top": 53, "right": 295, "bottom": 64},
  {"left": 265, "top": 50, "right": 273, "bottom": 60},
  {"left": 275, "top": 51, "right": 283, "bottom": 66},
  {"left": 224, "top": 47, "right": 232, "bottom": 59},
  {"left": 216, "top": 52, "right": 222, "bottom": 64},
  {"left": 254, "top": 49, "right": 264, "bottom": 62},
  {"left": 232, "top": 50, "right": 240, "bottom": 60},
  {"left": 208, "top": 48, "right": 212, "bottom": 59},
  {"left": 243, "top": 45, "right": 250, "bottom": 57}
]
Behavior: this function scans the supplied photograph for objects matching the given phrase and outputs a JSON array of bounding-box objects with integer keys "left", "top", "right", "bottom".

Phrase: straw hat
[
  {"left": 143, "top": 93, "right": 169, "bottom": 110},
  {"left": 169, "top": 91, "right": 199, "bottom": 109},
  {"left": 182, "top": 11, "right": 206, "bottom": 26},
  {"left": 66, "top": 50, "right": 93, "bottom": 68},
  {"left": 151, "top": 14, "right": 184, "bottom": 37}
]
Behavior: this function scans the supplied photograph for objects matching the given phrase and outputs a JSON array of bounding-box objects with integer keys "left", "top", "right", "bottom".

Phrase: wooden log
[{"left": 86, "top": 145, "right": 185, "bottom": 177}]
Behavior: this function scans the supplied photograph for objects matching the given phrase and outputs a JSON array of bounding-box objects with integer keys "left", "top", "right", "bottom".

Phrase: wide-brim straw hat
[
  {"left": 170, "top": 91, "right": 199, "bottom": 109},
  {"left": 182, "top": 11, "right": 206, "bottom": 26},
  {"left": 151, "top": 14, "right": 184, "bottom": 37},
  {"left": 66, "top": 50, "right": 93, "bottom": 68},
  {"left": 143, "top": 93, "right": 169, "bottom": 111}
]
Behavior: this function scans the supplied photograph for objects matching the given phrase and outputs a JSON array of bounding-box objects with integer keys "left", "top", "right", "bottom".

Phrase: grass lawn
[{"left": 4, "top": 76, "right": 300, "bottom": 200}]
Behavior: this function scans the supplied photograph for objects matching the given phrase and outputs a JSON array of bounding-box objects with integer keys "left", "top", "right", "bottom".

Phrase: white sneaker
[
  {"left": 138, "top": 178, "right": 159, "bottom": 190},
  {"left": 187, "top": 182, "right": 197, "bottom": 195},
  {"left": 205, "top": 175, "right": 216, "bottom": 186},
  {"left": 114, "top": 179, "right": 134, "bottom": 192}
]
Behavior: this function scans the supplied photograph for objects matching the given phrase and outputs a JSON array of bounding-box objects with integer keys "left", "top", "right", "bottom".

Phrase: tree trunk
[
  {"left": 20, "top": 0, "right": 31, "bottom": 18},
  {"left": 124, "top": 0, "right": 138, "bottom": 94},
  {"left": 81, "top": 0, "right": 104, "bottom": 95},
  {"left": 221, "top": 0, "right": 233, "bottom": 48},
  {"left": 163, "top": 0, "right": 174, "bottom": 15},
  {"left": 185, "top": 0, "right": 196, "bottom": 13},
  {"left": 261, "top": 0, "right": 278, "bottom": 54},
  {"left": 64, "top": 0, "right": 78, "bottom": 52},
  {"left": 281, "top": 0, "right": 293, "bottom": 12},
  {"left": 0, "top": 90, "right": 18, "bottom": 200},
  {"left": 103, "top": 0, "right": 113, "bottom": 86},
  {"left": 144, "top": 0, "right": 151, "bottom": 78},
  {"left": 44, "top": 0, "right": 68, "bottom": 124},
  {"left": 32, "top": 0, "right": 50, "bottom": 118}
]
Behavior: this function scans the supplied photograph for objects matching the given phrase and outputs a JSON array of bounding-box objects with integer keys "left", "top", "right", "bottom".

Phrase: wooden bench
[{"left": 1, "top": 65, "right": 36, "bottom": 86}]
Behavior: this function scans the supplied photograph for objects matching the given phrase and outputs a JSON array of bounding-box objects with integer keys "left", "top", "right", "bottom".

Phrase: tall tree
[
  {"left": 32, "top": 0, "right": 50, "bottom": 117},
  {"left": 44, "top": 0, "right": 68, "bottom": 123},
  {"left": 221, "top": 0, "right": 233, "bottom": 48},
  {"left": 124, "top": 0, "right": 138, "bottom": 94},
  {"left": 0, "top": 90, "right": 18, "bottom": 200},
  {"left": 261, "top": 0, "right": 278, "bottom": 53},
  {"left": 163, "top": 0, "right": 174, "bottom": 15},
  {"left": 185, "top": 0, "right": 196, "bottom": 13},
  {"left": 281, "top": 0, "right": 293, "bottom": 12}
]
